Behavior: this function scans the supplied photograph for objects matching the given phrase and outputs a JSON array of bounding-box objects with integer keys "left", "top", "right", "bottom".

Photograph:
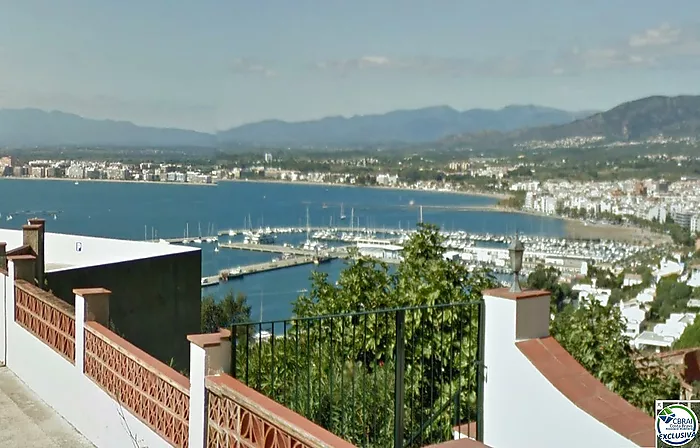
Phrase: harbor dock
[
  {"left": 218, "top": 242, "right": 349, "bottom": 257},
  {"left": 201, "top": 255, "right": 335, "bottom": 288}
]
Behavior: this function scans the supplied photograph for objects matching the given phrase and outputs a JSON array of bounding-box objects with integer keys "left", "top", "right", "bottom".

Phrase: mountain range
[
  {"left": 0, "top": 105, "right": 593, "bottom": 148},
  {"left": 217, "top": 105, "right": 593, "bottom": 145},
  {"left": 445, "top": 95, "right": 700, "bottom": 147},
  {"left": 1, "top": 95, "right": 699, "bottom": 149}
]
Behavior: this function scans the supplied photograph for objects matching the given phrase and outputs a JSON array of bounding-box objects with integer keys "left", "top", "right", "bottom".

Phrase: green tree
[
  {"left": 551, "top": 300, "right": 679, "bottom": 415},
  {"left": 674, "top": 315, "right": 700, "bottom": 349},
  {"left": 201, "top": 290, "right": 251, "bottom": 333},
  {"left": 241, "top": 223, "right": 497, "bottom": 447},
  {"left": 527, "top": 264, "right": 574, "bottom": 312},
  {"left": 649, "top": 275, "right": 692, "bottom": 321}
]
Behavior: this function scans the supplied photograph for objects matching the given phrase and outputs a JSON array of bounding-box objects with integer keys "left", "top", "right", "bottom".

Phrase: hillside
[
  {"left": 216, "top": 105, "right": 592, "bottom": 145},
  {"left": 0, "top": 109, "right": 215, "bottom": 148},
  {"left": 444, "top": 95, "right": 700, "bottom": 147}
]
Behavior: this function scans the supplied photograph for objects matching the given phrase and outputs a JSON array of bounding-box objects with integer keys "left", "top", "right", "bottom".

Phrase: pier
[
  {"left": 201, "top": 255, "right": 335, "bottom": 287},
  {"left": 218, "top": 242, "right": 349, "bottom": 257}
]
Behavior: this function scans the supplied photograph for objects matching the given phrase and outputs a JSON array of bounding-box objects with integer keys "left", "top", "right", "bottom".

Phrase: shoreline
[
  {"left": 0, "top": 176, "right": 216, "bottom": 187},
  {"left": 221, "top": 178, "right": 511, "bottom": 200},
  {"left": 2, "top": 176, "right": 664, "bottom": 243}
]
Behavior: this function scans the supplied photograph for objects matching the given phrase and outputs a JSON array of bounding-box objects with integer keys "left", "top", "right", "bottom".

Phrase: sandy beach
[
  {"left": 0, "top": 176, "right": 216, "bottom": 187},
  {"left": 222, "top": 178, "right": 511, "bottom": 200}
]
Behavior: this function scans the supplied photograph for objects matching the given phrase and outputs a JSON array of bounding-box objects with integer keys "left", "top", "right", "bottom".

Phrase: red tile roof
[{"left": 517, "top": 336, "right": 654, "bottom": 447}]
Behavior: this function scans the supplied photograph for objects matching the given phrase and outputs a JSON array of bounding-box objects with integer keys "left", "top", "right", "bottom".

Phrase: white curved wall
[{"left": 482, "top": 295, "right": 636, "bottom": 448}]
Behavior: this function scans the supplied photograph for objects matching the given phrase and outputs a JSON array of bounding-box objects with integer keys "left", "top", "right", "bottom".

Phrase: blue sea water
[{"left": 0, "top": 178, "right": 565, "bottom": 321}]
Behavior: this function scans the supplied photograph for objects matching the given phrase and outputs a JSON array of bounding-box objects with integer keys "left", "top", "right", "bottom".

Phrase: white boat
[
  {"left": 254, "top": 330, "right": 272, "bottom": 341},
  {"left": 201, "top": 277, "right": 219, "bottom": 287},
  {"left": 6, "top": 215, "right": 12, "bottom": 221},
  {"left": 74, "top": 181, "right": 79, "bottom": 185},
  {"left": 214, "top": 246, "right": 219, "bottom": 253},
  {"left": 243, "top": 230, "right": 275, "bottom": 245}
]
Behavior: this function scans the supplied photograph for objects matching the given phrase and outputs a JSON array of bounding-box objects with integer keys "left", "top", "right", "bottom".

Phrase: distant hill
[
  {"left": 217, "top": 105, "right": 593, "bottom": 146},
  {"left": 0, "top": 104, "right": 593, "bottom": 148},
  {"left": 0, "top": 109, "right": 215, "bottom": 148},
  {"left": 444, "top": 95, "right": 700, "bottom": 147}
]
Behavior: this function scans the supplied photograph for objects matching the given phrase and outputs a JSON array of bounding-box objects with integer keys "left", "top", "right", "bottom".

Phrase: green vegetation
[
  {"left": 496, "top": 190, "right": 525, "bottom": 209},
  {"left": 201, "top": 290, "right": 251, "bottom": 333},
  {"left": 234, "top": 224, "right": 496, "bottom": 447},
  {"left": 649, "top": 275, "right": 693, "bottom": 321},
  {"left": 674, "top": 316, "right": 700, "bottom": 349},
  {"left": 551, "top": 300, "right": 679, "bottom": 415},
  {"left": 526, "top": 264, "right": 680, "bottom": 415}
]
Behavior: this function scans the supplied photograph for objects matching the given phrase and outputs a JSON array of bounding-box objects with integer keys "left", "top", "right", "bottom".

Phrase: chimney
[
  {"left": 0, "top": 242, "right": 6, "bottom": 272},
  {"left": 24, "top": 218, "right": 45, "bottom": 287}
]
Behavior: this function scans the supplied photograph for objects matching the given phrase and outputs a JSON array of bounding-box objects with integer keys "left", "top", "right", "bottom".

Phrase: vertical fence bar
[
  {"left": 394, "top": 309, "right": 406, "bottom": 448},
  {"left": 476, "top": 300, "right": 486, "bottom": 443},
  {"left": 231, "top": 325, "right": 238, "bottom": 378}
]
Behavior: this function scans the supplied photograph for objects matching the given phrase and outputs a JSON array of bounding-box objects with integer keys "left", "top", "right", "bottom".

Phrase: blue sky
[{"left": 1, "top": 1, "right": 699, "bottom": 131}]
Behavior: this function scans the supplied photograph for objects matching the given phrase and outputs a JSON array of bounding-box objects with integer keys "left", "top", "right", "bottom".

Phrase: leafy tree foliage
[
  {"left": 649, "top": 275, "right": 692, "bottom": 321},
  {"left": 201, "top": 290, "right": 251, "bottom": 333},
  {"left": 527, "top": 264, "right": 574, "bottom": 311},
  {"left": 551, "top": 300, "right": 679, "bottom": 415},
  {"left": 674, "top": 315, "right": 700, "bottom": 349},
  {"left": 236, "top": 223, "right": 497, "bottom": 447}
]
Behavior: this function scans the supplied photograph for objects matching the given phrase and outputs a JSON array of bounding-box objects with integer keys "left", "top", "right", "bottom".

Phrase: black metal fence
[{"left": 231, "top": 301, "right": 485, "bottom": 448}]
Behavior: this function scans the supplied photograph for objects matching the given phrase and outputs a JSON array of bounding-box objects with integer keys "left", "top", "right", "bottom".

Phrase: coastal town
[{"left": 4, "top": 151, "right": 700, "bottom": 355}]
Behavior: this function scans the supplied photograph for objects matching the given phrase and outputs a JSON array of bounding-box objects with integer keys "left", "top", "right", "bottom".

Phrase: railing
[
  {"left": 84, "top": 321, "right": 190, "bottom": 448},
  {"left": 14, "top": 280, "right": 76, "bottom": 363},
  {"left": 231, "top": 302, "right": 485, "bottom": 448}
]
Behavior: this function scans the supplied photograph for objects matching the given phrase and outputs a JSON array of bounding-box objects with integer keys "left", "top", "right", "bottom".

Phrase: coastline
[
  {"left": 221, "top": 178, "right": 511, "bottom": 200},
  {"left": 0, "top": 176, "right": 217, "bottom": 187}
]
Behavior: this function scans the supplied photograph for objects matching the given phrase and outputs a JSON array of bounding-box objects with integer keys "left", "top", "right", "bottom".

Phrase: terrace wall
[{"left": 1, "top": 257, "right": 361, "bottom": 448}]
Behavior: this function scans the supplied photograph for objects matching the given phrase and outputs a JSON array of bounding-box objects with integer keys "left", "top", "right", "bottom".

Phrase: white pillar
[
  {"left": 481, "top": 287, "right": 550, "bottom": 447},
  {"left": 0, "top": 267, "right": 6, "bottom": 365},
  {"left": 187, "top": 329, "right": 232, "bottom": 448},
  {"left": 73, "top": 288, "right": 111, "bottom": 373},
  {"left": 5, "top": 260, "right": 16, "bottom": 366}
]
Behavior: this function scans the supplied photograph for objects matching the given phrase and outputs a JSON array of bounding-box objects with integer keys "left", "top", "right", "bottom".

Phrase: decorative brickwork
[
  {"left": 84, "top": 322, "right": 190, "bottom": 448},
  {"left": 207, "top": 391, "right": 311, "bottom": 448},
  {"left": 206, "top": 375, "right": 356, "bottom": 448},
  {"left": 14, "top": 281, "right": 76, "bottom": 363}
]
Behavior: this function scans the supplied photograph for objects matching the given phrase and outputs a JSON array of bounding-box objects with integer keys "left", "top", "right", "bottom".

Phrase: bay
[{"left": 0, "top": 178, "right": 565, "bottom": 321}]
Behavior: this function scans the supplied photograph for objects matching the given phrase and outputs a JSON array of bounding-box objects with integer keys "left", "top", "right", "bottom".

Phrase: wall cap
[
  {"left": 483, "top": 287, "right": 550, "bottom": 301},
  {"left": 73, "top": 287, "right": 112, "bottom": 296},
  {"left": 7, "top": 254, "right": 37, "bottom": 261},
  {"left": 187, "top": 328, "right": 231, "bottom": 348}
]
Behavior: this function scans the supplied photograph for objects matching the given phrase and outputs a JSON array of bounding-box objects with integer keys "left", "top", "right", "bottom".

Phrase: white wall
[
  {"left": 1, "top": 266, "right": 171, "bottom": 448},
  {"left": 0, "top": 227, "right": 198, "bottom": 272},
  {"left": 0, "top": 272, "right": 5, "bottom": 364},
  {"left": 482, "top": 294, "right": 636, "bottom": 448}
]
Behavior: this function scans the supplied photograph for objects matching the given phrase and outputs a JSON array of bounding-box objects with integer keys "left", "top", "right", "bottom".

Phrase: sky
[{"left": 1, "top": 1, "right": 700, "bottom": 131}]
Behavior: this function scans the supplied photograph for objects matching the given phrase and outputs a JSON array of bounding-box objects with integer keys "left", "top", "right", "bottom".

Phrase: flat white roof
[{"left": 0, "top": 227, "right": 199, "bottom": 273}]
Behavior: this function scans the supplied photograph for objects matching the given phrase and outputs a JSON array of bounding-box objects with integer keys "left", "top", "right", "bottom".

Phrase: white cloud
[
  {"left": 315, "top": 55, "right": 539, "bottom": 77},
  {"left": 232, "top": 58, "right": 276, "bottom": 78},
  {"left": 629, "top": 23, "right": 681, "bottom": 48},
  {"left": 317, "top": 23, "right": 700, "bottom": 78}
]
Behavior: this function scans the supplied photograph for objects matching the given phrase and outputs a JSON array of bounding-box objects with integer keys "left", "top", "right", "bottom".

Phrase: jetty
[
  {"left": 200, "top": 255, "right": 335, "bottom": 287},
  {"left": 217, "top": 242, "right": 349, "bottom": 257}
]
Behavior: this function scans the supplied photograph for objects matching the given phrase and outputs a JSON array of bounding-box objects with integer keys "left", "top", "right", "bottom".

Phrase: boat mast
[{"left": 306, "top": 206, "right": 310, "bottom": 242}]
